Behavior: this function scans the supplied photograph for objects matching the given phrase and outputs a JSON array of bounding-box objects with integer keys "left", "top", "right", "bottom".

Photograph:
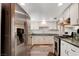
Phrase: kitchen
[
  {"left": 23, "top": 3, "right": 79, "bottom": 56},
  {"left": 0, "top": 3, "right": 79, "bottom": 56}
]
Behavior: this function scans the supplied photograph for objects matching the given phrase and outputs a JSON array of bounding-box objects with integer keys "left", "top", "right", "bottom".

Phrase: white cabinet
[
  {"left": 59, "top": 3, "right": 79, "bottom": 26},
  {"left": 70, "top": 4, "right": 78, "bottom": 25},
  {"left": 31, "top": 22, "right": 39, "bottom": 30},
  {"left": 32, "top": 36, "right": 54, "bottom": 45},
  {"left": 61, "top": 40, "right": 79, "bottom": 56},
  {"left": 61, "top": 40, "right": 70, "bottom": 56},
  {"left": 63, "top": 8, "right": 70, "bottom": 20},
  {"left": 68, "top": 44, "right": 79, "bottom": 56}
]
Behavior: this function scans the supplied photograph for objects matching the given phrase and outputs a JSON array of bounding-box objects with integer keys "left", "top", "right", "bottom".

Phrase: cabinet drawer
[
  {"left": 69, "top": 44, "right": 79, "bottom": 54},
  {"left": 62, "top": 41, "right": 79, "bottom": 56},
  {"left": 61, "top": 40, "right": 79, "bottom": 56},
  {"left": 68, "top": 48, "right": 79, "bottom": 56}
]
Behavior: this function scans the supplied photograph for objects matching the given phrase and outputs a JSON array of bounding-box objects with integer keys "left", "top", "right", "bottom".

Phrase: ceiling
[{"left": 18, "top": 3, "right": 71, "bottom": 21}]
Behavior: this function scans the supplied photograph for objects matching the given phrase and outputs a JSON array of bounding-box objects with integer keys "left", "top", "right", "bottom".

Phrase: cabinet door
[
  {"left": 63, "top": 8, "right": 70, "bottom": 20},
  {"left": 61, "top": 40, "right": 79, "bottom": 56},
  {"left": 61, "top": 40, "right": 73, "bottom": 56},
  {"left": 32, "top": 36, "right": 40, "bottom": 44},
  {"left": 70, "top": 4, "right": 78, "bottom": 25},
  {"left": 68, "top": 44, "right": 79, "bottom": 56},
  {"left": 61, "top": 40, "right": 68, "bottom": 56},
  {"left": 74, "top": 4, "right": 78, "bottom": 22}
]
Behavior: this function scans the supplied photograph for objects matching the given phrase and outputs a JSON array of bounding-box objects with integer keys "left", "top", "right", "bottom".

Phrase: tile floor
[{"left": 30, "top": 45, "right": 53, "bottom": 56}]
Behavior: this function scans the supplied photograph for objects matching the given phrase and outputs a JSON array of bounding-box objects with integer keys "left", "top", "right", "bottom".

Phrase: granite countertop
[
  {"left": 61, "top": 38, "right": 79, "bottom": 47},
  {"left": 31, "top": 33, "right": 58, "bottom": 36},
  {"left": 55, "top": 36, "right": 79, "bottom": 47}
]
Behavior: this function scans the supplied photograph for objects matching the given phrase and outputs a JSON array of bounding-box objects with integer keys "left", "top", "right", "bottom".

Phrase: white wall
[{"left": 0, "top": 3, "right": 1, "bottom": 55}]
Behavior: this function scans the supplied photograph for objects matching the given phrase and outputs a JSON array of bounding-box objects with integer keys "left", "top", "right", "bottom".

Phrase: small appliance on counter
[
  {"left": 63, "top": 31, "right": 74, "bottom": 38},
  {"left": 75, "top": 29, "right": 79, "bottom": 41},
  {"left": 64, "top": 31, "right": 72, "bottom": 36},
  {"left": 70, "top": 28, "right": 79, "bottom": 41}
]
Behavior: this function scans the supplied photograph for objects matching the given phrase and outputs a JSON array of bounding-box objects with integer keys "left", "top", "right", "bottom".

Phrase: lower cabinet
[
  {"left": 61, "top": 40, "right": 79, "bottom": 56},
  {"left": 32, "top": 36, "right": 54, "bottom": 45},
  {"left": 68, "top": 44, "right": 79, "bottom": 56},
  {"left": 61, "top": 40, "right": 69, "bottom": 56}
]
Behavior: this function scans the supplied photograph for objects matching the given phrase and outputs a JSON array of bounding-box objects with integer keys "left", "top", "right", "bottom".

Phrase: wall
[{"left": 0, "top": 3, "right": 1, "bottom": 55}]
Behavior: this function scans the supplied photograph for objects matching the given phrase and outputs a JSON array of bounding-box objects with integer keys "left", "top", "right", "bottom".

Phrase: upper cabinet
[
  {"left": 70, "top": 4, "right": 78, "bottom": 25},
  {"left": 59, "top": 3, "right": 79, "bottom": 26},
  {"left": 63, "top": 8, "right": 70, "bottom": 20}
]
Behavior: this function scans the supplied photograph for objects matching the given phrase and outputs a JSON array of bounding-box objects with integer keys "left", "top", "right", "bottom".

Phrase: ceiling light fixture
[
  {"left": 19, "top": 3, "right": 25, "bottom": 5},
  {"left": 58, "top": 3, "right": 63, "bottom": 6},
  {"left": 41, "top": 20, "right": 47, "bottom": 25}
]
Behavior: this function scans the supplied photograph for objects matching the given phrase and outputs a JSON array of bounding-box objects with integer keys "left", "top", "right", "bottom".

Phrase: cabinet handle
[
  {"left": 71, "top": 49, "right": 76, "bottom": 52},
  {"left": 65, "top": 50, "right": 67, "bottom": 54},
  {"left": 65, "top": 50, "right": 69, "bottom": 56},
  {"left": 66, "top": 51, "right": 69, "bottom": 56}
]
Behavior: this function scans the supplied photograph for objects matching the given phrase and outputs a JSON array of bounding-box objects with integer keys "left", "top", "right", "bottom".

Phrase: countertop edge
[
  {"left": 61, "top": 38, "right": 79, "bottom": 48},
  {"left": 31, "top": 34, "right": 58, "bottom": 36}
]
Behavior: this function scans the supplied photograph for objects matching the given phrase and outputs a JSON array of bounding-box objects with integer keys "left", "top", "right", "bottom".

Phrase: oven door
[{"left": 54, "top": 37, "right": 60, "bottom": 56}]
